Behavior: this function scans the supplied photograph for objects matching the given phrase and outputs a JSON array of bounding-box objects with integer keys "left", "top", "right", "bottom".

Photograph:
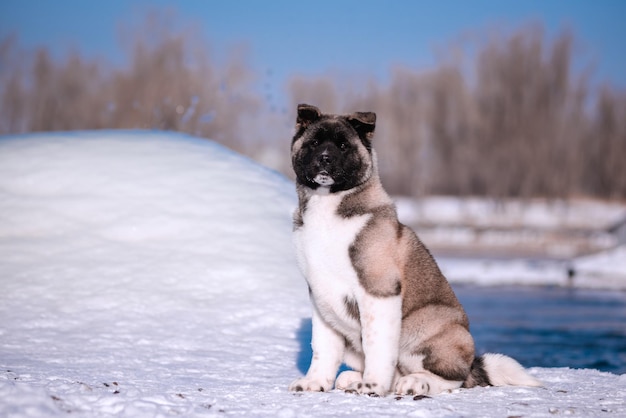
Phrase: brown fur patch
[
  {"left": 293, "top": 188, "right": 310, "bottom": 229},
  {"left": 344, "top": 296, "right": 360, "bottom": 321},
  {"left": 416, "top": 325, "right": 475, "bottom": 381},
  {"left": 397, "top": 228, "right": 468, "bottom": 322},
  {"left": 348, "top": 214, "right": 403, "bottom": 298}
]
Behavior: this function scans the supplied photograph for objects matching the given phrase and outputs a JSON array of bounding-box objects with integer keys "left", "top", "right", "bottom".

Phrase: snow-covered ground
[{"left": 1, "top": 131, "right": 625, "bottom": 417}]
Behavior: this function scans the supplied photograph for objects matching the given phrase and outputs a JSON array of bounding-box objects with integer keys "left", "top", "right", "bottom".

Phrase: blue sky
[{"left": 2, "top": 0, "right": 625, "bottom": 97}]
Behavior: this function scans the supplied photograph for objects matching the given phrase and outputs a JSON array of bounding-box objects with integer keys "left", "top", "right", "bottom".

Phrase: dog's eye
[
  {"left": 339, "top": 141, "right": 349, "bottom": 151},
  {"left": 310, "top": 139, "right": 320, "bottom": 148}
]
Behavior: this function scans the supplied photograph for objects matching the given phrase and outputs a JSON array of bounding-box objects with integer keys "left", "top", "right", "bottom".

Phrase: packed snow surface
[{"left": 1, "top": 131, "right": 624, "bottom": 417}]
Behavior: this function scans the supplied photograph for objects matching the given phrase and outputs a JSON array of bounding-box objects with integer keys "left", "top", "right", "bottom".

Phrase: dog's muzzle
[
  {"left": 313, "top": 172, "right": 335, "bottom": 186},
  {"left": 312, "top": 153, "right": 335, "bottom": 186}
]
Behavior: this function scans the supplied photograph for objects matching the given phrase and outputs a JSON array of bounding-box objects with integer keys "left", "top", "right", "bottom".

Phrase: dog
[{"left": 288, "top": 104, "right": 542, "bottom": 397}]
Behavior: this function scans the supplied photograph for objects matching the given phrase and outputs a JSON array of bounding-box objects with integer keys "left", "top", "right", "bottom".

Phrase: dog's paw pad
[
  {"left": 395, "top": 376, "right": 430, "bottom": 396},
  {"left": 345, "top": 381, "right": 386, "bottom": 397},
  {"left": 289, "top": 377, "right": 331, "bottom": 393}
]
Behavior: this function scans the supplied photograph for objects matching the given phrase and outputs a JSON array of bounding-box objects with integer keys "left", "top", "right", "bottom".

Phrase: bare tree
[
  {"left": 285, "top": 24, "right": 626, "bottom": 200},
  {"left": 2, "top": 18, "right": 625, "bottom": 200},
  {"left": 0, "top": 10, "right": 260, "bottom": 156},
  {"left": 584, "top": 87, "right": 626, "bottom": 198}
]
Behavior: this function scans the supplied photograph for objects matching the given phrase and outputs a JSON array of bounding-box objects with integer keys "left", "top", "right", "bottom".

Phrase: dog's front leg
[
  {"left": 349, "top": 293, "right": 402, "bottom": 396},
  {"left": 289, "top": 306, "right": 345, "bottom": 392}
]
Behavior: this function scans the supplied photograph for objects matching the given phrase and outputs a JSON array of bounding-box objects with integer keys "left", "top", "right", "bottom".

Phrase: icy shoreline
[
  {"left": 394, "top": 196, "right": 626, "bottom": 290},
  {"left": 1, "top": 131, "right": 624, "bottom": 417},
  {"left": 437, "top": 249, "right": 626, "bottom": 291}
]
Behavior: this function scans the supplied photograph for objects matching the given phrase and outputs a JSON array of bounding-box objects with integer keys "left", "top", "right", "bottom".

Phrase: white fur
[
  {"left": 288, "top": 308, "right": 345, "bottom": 392},
  {"left": 395, "top": 371, "right": 463, "bottom": 396},
  {"left": 335, "top": 370, "right": 363, "bottom": 390},
  {"left": 355, "top": 291, "right": 402, "bottom": 395},
  {"left": 482, "top": 353, "right": 543, "bottom": 387},
  {"left": 313, "top": 173, "right": 335, "bottom": 186},
  {"left": 291, "top": 189, "right": 372, "bottom": 391},
  {"left": 293, "top": 188, "right": 406, "bottom": 395},
  {"left": 294, "top": 188, "right": 371, "bottom": 341}
]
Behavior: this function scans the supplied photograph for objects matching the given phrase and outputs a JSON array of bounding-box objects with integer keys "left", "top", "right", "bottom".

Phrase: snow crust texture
[{"left": 1, "top": 132, "right": 624, "bottom": 417}]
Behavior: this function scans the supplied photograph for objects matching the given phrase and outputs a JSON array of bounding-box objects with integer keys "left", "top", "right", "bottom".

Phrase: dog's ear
[
  {"left": 296, "top": 104, "right": 321, "bottom": 129},
  {"left": 347, "top": 112, "right": 376, "bottom": 141}
]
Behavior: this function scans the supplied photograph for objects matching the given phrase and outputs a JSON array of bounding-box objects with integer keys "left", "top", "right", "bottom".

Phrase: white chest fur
[{"left": 293, "top": 189, "right": 371, "bottom": 332}]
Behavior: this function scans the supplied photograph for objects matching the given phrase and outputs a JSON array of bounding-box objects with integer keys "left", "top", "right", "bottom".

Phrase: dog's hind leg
[{"left": 396, "top": 323, "right": 474, "bottom": 396}]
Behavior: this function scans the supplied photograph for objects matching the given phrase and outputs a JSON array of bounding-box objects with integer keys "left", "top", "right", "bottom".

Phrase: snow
[
  {"left": 394, "top": 196, "right": 626, "bottom": 289},
  {"left": 1, "top": 131, "right": 625, "bottom": 417},
  {"left": 570, "top": 245, "right": 626, "bottom": 289},
  {"left": 436, "top": 248, "right": 626, "bottom": 290},
  {"left": 394, "top": 195, "right": 626, "bottom": 231},
  {"left": 395, "top": 196, "right": 625, "bottom": 260}
]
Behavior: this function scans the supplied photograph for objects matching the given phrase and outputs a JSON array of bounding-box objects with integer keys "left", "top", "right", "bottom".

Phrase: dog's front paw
[
  {"left": 289, "top": 377, "right": 333, "bottom": 393},
  {"left": 345, "top": 380, "right": 387, "bottom": 397},
  {"left": 395, "top": 374, "right": 430, "bottom": 396}
]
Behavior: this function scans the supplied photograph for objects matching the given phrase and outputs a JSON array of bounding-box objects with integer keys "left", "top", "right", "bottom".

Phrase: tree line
[
  {"left": 0, "top": 13, "right": 258, "bottom": 155},
  {"left": 1, "top": 17, "right": 625, "bottom": 200}
]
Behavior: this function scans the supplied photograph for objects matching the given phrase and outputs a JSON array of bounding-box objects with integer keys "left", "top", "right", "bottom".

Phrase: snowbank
[{"left": 1, "top": 131, "right": 624, "bottom": 417}]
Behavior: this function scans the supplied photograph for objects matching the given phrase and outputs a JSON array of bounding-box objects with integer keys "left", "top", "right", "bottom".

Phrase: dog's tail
[{"left": 463, "top": 353, "right": 542, "bottom": 389}]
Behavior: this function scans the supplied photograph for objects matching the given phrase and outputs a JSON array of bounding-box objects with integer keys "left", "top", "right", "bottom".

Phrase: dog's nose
[{"left": 318, "top": 153, "right": 332, "bottom": 167}]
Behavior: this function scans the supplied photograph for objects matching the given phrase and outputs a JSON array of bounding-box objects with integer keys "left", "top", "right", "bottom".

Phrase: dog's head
[{"left": 291, "top": 104, "right": 376, "bottom": 193}]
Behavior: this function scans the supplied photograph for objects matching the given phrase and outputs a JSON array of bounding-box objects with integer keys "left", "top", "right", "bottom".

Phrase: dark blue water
[
  {"left": 454, "top": 285, "right": 626, "bottom": 374},
  {"left": 296, "top": 285, "right": 626, "bottom": 375}
]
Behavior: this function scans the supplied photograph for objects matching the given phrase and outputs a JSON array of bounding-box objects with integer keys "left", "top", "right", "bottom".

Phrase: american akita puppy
[{"left": 289, "top": 104, "right": 541, "bottom": 397}]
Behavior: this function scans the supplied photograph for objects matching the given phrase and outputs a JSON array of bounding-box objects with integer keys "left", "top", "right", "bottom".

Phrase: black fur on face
[{"left": 291, "top": 104, "right": 376, "bottom": 193}]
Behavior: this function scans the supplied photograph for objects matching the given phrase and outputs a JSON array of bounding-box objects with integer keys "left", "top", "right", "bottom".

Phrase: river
[{"left": 455, "top": 284, "right": 626, "bottom": 375}]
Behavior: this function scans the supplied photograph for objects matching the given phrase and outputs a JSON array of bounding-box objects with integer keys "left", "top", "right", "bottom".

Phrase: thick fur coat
[{"left": 289, "top": 104, "right": 541, "bottom": 397}]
